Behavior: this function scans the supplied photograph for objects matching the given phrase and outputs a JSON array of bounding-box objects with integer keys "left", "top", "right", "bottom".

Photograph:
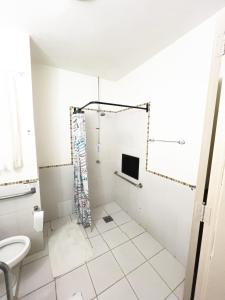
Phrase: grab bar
[
  {"left": 0, "top": 187, "right": 36, "bottom": 201},
  {"left": 0, "top": 261, "right": 14, "bottom": 300},
  {"left": 148, "top": 139, "right": 185, "bottom": 145},
  {"left": 114, "top": 171, "right": 143, "bottom": 188}
]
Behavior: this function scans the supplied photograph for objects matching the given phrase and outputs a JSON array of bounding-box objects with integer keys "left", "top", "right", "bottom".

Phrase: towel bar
[
  {"left": 114, "top": 171, "right": 143, "bottom": 188},
  {"left": 0, "top": 187, "right": 36, "bottom": 201},
  {"left": 148, "top": 138, "right": 185, "bottom": 145}
]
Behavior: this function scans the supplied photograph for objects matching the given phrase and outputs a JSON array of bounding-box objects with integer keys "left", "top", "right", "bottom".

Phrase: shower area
[
  {"left": 26, "top": 102, "right": 185, "bottom": 300},
  {"left": 16, "top": 24, "right": 212, "bottom": 296}
]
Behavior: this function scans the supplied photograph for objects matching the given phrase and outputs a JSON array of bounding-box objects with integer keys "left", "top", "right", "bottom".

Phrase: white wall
[
  {"left": 32, "top": 64, "right": 115, "bottom": 221},
  {"left": 0, "top": 30, "right": 38, "bottom": 184},
  {"left": 100, "top": 16, "right": 217, "bottom": 265},
  {"left": 32, "top": 14, "right": 217, "bottom": 264},
  {"left": 0, "top": 182, "right": 43, "bottom": 253},
  {"left": 0, "top": 30, "right": 43, "bottom": 253}
]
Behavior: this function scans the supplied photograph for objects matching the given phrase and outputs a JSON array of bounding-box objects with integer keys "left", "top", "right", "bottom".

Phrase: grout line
[
  {"left": 148, "top": 260, "right": 174, "bottom": 294},
  {"left": 94, "top": 275, "right": 126, "bottom": 297},
  {"left": 85, "top": 262, "right": 98, "bottom": 299},
  {"left": 21, "top": 252, "right": 49, "bottom": 267},
  {"left": 170, "top": 280, "right": 185, "bottom": 299},
  {"left": 106, "top": 239, "right": 140, "bottom": 300},
  {"left": 54, "top": 280, "right": 58, "bottom": 300},
  {"left": 97, "top": 222, "right": 144, "bottom": 299},
  {"left": 18, "top": 280, "right": 55, "bottom": 299},
  {"left": 18, "top": 208, "right": 184, "bottom": 299}
]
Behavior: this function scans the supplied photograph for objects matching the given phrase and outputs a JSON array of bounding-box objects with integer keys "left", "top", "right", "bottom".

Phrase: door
[
  {"left": 184, "top": 10, "right": 225, "bottom": 300},
  {"left": 193, "top": 49, "right": 225, "bottom": 300}
]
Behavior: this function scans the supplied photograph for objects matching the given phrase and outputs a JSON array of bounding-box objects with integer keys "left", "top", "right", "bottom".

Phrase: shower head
[{"left": 100, "top": 111, "right": 106, "bottom": 116}]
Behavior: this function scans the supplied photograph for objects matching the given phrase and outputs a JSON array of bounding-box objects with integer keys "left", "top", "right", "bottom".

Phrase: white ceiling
[{"left": 0, "top": 0, "right": 225, "bottom": 80}]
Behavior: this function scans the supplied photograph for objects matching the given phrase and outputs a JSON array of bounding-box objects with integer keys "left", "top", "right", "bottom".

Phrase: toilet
[{"left": 0, "top": 236, "right": 31, "bottom": 299}]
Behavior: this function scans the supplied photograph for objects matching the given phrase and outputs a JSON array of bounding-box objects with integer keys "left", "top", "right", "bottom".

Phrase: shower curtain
[{"left": 72, "top": 112, "right": 91, "bottom": 228}]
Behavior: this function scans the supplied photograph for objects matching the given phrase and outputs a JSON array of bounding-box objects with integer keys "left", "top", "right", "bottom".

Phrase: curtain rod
[{"left": 74, "top": 101, "right": 149, "bottom": 113}]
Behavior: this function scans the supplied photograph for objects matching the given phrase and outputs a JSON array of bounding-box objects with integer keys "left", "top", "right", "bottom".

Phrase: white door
[
  {"left": 184, "top": 9, "right": 225, "bottom": 300},
  {"left": 194, "top": 50, "right": 225, "bottom": 300}
]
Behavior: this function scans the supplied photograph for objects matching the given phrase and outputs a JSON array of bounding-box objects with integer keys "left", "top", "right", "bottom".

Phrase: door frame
[{"left": 184, "top": 9, "right": 225, "bottom": 300}]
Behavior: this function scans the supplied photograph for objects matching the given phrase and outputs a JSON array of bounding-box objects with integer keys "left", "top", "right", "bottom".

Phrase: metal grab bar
[
  {"left": 0, "top": 261, "right": 14, "bottom": 300},
  {"left": 0, "top": 187, "right": 36, "bottom": 201},
  {"left": 114, "top": 171, "right": 143, "bottom": 188},
  {"left": 148, "top": 138, "right": 185, "bottom": 145}
]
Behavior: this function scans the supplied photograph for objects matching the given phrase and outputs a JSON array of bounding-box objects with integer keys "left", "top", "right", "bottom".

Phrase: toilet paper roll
[{"left": 33, "top": 210, "right": 44, "bottom": 232}]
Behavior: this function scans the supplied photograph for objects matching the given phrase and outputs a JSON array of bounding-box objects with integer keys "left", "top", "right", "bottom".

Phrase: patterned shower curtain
[{"left": 72, "top": 112, "right": 91, "bottom": 228}]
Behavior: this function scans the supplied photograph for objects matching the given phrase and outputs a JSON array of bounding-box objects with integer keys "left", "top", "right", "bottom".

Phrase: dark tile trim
[
  {"left": 0, "top": 178, "right": 39, "bottom": 187},
  {"left": 147, "top": 170, "right": 196, "bottom": 190},
  {"left": 39, "top": 163, "right": 72, "bottom": 169}
]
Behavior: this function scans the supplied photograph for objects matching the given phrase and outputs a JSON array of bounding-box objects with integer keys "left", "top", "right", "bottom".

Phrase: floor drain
[{"left": 103, "top": 215, "right": 114, "bottom": 223}]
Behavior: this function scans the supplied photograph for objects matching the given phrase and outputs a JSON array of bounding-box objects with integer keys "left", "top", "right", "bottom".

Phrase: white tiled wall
[{"left": 0, "top": 182, "right": 43, "bottom": 253}]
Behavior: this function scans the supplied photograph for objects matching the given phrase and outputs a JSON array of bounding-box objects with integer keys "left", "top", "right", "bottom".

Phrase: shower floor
[{"left": 16, "top": 201, "right": 185, "bottom": 300}]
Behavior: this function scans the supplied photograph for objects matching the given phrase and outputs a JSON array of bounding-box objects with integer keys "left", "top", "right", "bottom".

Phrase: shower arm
[{"left": 75, "top": 101, "right": 149, "bottom": 113}]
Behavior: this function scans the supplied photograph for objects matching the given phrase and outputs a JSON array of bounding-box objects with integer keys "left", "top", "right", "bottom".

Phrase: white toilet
[{"left": 0, "top": 236, "right": 31, "bottom": 299}]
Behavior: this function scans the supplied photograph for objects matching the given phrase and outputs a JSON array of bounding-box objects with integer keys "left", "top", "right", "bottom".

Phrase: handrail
[
  {"left": 114, "top": 171, "right": 143, "bottom": 188},
  {"left": 0, "top": 261, "right": 14, "bottom": 300},
  {"left": 0, "top": 187, "right": 36, "bottom": 201},
  {"left": 148, "top": 138, "right": 185, "bottom": 145}
]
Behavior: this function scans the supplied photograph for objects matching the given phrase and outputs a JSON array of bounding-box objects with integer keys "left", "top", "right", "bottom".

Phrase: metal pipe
[
  {"left": 148, "top": 139, "right": 185, "bottom": 145},
  {"left": 0, "top": 261, "right": 14, "bottom": 300},
  {"left": 0, "top": 187, "right": 36, "bottom": 201},
  {"left": 76, "top": 101, "right": 148, "bottom": 112},
  {"left": 114, "top": 171, "right": 143, "bottom": 188}
]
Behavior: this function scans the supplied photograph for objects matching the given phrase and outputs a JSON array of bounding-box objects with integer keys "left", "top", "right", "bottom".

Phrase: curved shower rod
[{"left": 74, "top": 101, "right": 149, "bottom": 113}]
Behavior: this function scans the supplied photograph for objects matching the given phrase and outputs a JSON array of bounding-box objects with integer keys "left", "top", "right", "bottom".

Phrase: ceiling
[{"left": 0, "top": 0, "right": 225, "bottom": 80}]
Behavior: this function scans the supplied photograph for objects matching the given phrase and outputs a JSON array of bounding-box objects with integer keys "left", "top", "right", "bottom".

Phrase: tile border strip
[
  {"left": 39, "top": 163, "right": 73, "bottom": 169},
  {"left": 147, "top": 170, "right": 196, "bottom": 190},
  {"left": 0, "top": 178, "right": 39, "bottom": 187},
  {"left": 71, "top": 103, "right": 196, "bottom": 190},
  {"left": 145, "top": 103, "right": 196, "bottom": 190}
]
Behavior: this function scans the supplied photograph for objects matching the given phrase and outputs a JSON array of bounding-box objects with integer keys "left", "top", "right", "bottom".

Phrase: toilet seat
[{"left": 0, "top": 236, "right": 30, "bottom": 268}]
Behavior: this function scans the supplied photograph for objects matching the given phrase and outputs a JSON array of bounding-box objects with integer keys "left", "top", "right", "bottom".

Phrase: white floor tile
[
  {"left": 92, "top": 207, "right": 108, "bottom": 221},
  {"left": 87, "top": 252, "right": 123, "bottom": 294},
  {"left": 174, "top": 281, "right": 184, "bottom": 299},
  {"left": 20, "top": 281, "right": 56, "bottom": 300},
  {"left": 127, "top": 262, "right": 171, "bottom": 300},
  {"left": 165, "top": 293, "right": 178, "bottom": 300},
  {"left": 111, "top": 210, "right": 131, "bottom": 226},
  {"left": 120, "top": 221, "right": 145, "bottom": 239},
  {"left": 112, "top": 241, "right": 145, "bottom": 274},
  {"left": 103, "top": 202, "right": 122, "bottom": 214},
  {"left": 150, "top": 250, "right": 185, "bottom": 290},
  {"left": 18, "top": 256, "right": 54, "bottom": 298},
  {"left": 56, "top": 264, "right": 96, "bottom": 300},
  {"left": 89, "top": 235, "right": 109, "bottom": 259},
  {"left": 102, "top": 228, "right": 129, "bottom": 249},
  {"left": 86, "top": 225, "right": 99, "bottom": 238},
  {"left": 98, "top": 278, "right": 137, "bottom": 300},
  {"left": 94, "top": 218, "right": 117, "bottom": 233},
  {"left": 132, "top": 232, "right": 163, "bottom": 259}
]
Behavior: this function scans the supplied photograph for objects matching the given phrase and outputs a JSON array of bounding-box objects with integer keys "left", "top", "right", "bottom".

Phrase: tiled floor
[{"left": 17, "top": 201, "right": 185, "bottom": 300}]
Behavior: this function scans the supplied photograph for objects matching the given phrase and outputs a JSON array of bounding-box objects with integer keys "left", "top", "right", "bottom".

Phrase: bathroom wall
[
  {"left": 100, "top": 15, "right": 217, "bottom": 266},
  {"left": 0, "top": 30, "right": 43, "bottom": 253},
  {"left": 32, "top": 13, "right": 217, "bottom": 264},
  {"left": 32, "top": 64, "right": 115, "bottom": 221},
  {"left": 0, "top": 30, "right": 38, "bottom": 184}
]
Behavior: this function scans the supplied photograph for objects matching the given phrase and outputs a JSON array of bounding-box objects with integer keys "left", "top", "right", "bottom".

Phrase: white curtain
[{"left": 0, "top": 72, "right": 23, "bottom": 172}]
